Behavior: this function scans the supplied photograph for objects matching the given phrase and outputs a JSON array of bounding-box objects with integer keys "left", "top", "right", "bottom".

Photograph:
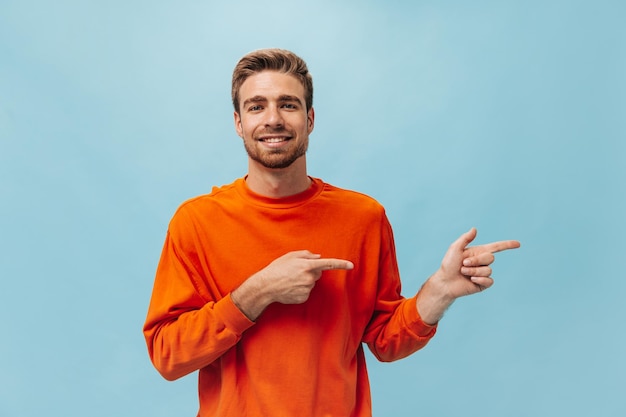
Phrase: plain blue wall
[{"left": 1, "top": 1, "right": 624, "bottom": 416}]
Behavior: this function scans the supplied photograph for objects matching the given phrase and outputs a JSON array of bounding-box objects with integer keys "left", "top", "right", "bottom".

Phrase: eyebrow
[
  {"left": 242, "top": 95, "right": 303, "bottom": 108},
  {"left": 242, "top": 96, "right": 266, "bottom": 108},
  {"left": 277, "top": 95, "right": 303, "bottom": 105}
]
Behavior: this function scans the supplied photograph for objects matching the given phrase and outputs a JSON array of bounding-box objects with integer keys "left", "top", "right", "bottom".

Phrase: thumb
[{"left": 454, "top": 227, "right": 477, "bottom": 250}]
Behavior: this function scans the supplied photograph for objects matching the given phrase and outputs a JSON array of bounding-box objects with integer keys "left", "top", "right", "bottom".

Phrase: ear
[
  {"left": 234, "top": 111, "right": 243, "bottom": 138},
  {"left": 307, "top": 107, "right": 315, "bottom": 134}
]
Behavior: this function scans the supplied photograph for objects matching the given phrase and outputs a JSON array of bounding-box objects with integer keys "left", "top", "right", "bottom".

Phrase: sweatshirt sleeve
[
  {"left": 362, "top": 213, "right": 437, "bottom": 362},
  {"left": 143, "top": 218, "right": 255, "bottom": 381}
]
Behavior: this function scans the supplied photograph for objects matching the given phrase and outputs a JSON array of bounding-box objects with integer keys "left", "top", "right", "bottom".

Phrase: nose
[{"left": 264, "top": 105, "right": 284, "bottom": 128}]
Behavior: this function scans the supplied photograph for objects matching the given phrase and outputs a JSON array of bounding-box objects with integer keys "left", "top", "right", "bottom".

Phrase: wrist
[
  {"left": 416, "top": 272, "right": 456, "bottom": 325},
  {"left": 231, "top": 272, "right": 273, "bottom": 321},
  {"left": 425, "top": 269, "right": 456, "bottom": 304}
]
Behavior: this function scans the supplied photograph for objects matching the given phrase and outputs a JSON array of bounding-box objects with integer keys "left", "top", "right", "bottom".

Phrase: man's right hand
[{"left": 231, "top": 250, "right": 354, "bottom": 321}]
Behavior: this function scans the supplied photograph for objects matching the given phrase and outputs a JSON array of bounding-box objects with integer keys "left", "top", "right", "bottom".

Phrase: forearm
[
  {"left": 144, "top": 294, "right": 254, "bottom": 381},
  {"left": 415, "top": 270, "right": 456, "bottom": 325},
  {"left": 231, "top": 271, "right": 274, "bottom": 321}
]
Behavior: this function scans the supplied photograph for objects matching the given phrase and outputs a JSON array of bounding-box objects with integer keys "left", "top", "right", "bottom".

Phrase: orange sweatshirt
[{"left": 143, "top": 177, "right": 436, "bottom": 417}]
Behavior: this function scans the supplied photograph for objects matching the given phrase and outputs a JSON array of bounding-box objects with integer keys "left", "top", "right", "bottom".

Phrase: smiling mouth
[{"left": 258, "top": 137, "right": 291, "bottom": 143}]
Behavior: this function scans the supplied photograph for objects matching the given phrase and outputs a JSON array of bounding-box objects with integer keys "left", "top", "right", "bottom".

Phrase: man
[{"left": 143, "top": 48, "right": 520, "bottom": 417}]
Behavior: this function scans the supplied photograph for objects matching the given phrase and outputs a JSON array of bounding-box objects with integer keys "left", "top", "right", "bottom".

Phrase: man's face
[{"left": 234, "top": 71, "right": 314, "bottom": 169}]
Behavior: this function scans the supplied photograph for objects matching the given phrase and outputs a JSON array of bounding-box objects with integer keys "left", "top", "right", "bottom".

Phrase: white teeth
[{"left": 263, "top": 137, "right": 287, "bottom": 143}]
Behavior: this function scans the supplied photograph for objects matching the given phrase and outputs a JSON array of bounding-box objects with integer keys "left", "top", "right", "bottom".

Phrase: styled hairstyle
[{"left": 231, "top": 48, "right": 313, "bottom": 113}]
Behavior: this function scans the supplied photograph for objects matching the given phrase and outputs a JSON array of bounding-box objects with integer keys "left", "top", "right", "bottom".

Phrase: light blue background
[{"left": 1, "top": 1, "right": 624, "bottom": 416}]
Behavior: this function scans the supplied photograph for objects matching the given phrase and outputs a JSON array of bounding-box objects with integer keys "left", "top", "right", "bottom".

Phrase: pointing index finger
[
  {"left": 311, "top": 258, "right": 354, "bottom": 271},
  {"left": 481, "top": 240, "right": 521, "bottom": 254}
]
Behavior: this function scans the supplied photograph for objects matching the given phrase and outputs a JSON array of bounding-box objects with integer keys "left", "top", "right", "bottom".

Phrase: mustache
[{"left": 257, "top": 127, "right": 292, "bottom": 135}]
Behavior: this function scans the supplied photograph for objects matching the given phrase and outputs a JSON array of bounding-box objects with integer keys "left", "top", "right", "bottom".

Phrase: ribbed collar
[{"left": 234, "top": 177, "right": 325, "bottom": 209}]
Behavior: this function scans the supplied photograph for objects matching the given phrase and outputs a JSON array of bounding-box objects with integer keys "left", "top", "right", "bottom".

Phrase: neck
[{"left": 245, "top": 157, "right": 310, "bottom": 198}]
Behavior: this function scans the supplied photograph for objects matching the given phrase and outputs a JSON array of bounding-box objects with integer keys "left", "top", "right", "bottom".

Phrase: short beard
[{"left": 244, "top": 138, "right": 308, "bottom": 169}]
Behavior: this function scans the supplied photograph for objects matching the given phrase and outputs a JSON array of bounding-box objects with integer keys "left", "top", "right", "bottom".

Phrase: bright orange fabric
[{"left": 143, "top": 177, "right": 436, "bottom": 417}]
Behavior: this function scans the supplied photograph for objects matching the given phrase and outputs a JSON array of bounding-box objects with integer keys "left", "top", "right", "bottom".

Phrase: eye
[
  {"left": 248, "top": 105, "right": 263, "bottom": 112},
  {"left": 281, "top": 103, "right": 298, "bottom": 109}
]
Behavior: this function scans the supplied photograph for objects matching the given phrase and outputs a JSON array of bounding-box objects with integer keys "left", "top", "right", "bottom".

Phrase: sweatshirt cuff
[
  {"left": 213, "top": 293, "right": 256, "bottom": 334},
  {"left": 404, "top": 295, "right": 437, "bottom": 337}
]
